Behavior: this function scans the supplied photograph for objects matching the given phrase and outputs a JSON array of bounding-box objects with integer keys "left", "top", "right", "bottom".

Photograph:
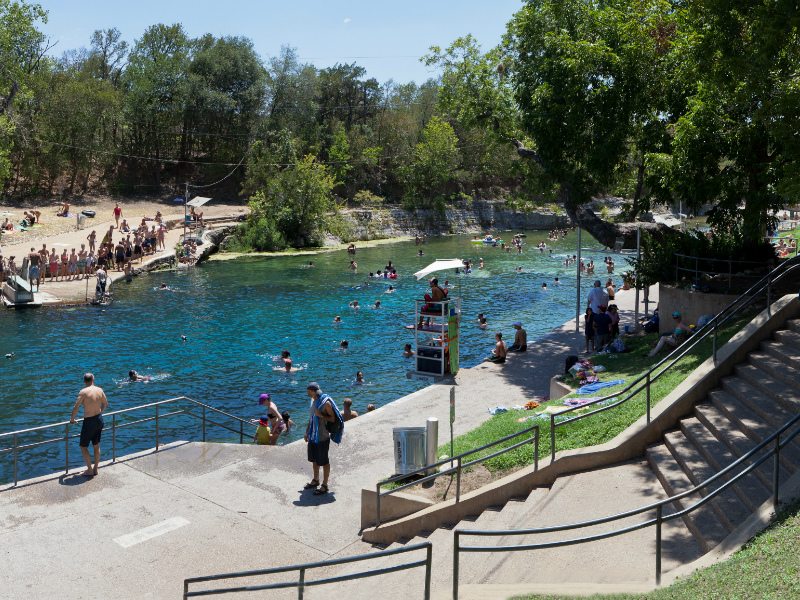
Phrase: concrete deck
[{"left": 0, "top": 285, "right": 658, "bottom": 598}]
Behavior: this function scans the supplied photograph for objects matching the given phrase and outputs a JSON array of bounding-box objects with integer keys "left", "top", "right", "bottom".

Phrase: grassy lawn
[
  {"left": 422, "top": 309, "right": 757, "bottom": 475},
  {"left": 512, "top": 499, "right": 800, "bottom": 600}
]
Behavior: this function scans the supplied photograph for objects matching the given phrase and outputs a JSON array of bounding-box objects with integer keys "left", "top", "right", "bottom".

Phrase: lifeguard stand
[{"left": 405, "top": 296, "right": 460, "bottom": 383}]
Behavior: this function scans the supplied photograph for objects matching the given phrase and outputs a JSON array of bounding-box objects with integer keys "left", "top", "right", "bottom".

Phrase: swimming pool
[{"left": 0, "top": 231, "right": 624, "bottom": 482}]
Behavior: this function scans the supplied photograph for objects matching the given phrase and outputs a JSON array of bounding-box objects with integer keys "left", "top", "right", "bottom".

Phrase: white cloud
[{"left": 343, "top": 18, "right": 351, "bottom": 23}]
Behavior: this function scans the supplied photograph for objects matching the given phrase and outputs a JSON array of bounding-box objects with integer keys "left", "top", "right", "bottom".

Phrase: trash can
[
  {"left": 76, "top": 214, "right": 86, "bottom": 230},
  {"left": 393, "top": 427, "right": 427, "bottom": 476}
]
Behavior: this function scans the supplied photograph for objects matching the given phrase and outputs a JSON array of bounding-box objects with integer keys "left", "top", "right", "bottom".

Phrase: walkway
[{"left": 0, "top": 285, "right": 658, "bottom": 599}]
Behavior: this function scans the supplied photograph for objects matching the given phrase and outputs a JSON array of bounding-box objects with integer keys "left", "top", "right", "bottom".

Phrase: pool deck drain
[{"left": 0, "top": 285, "right": 657, "bottom": 598}]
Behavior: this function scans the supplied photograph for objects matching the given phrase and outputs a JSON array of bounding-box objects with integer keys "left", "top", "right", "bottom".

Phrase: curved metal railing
[
  {"left": 453, "top": 410, "right": 800, "bottom": 598},
  {"left": 0, "top": 396, "right": 256, "bottom": 487},
  {"left": 549, "top": 257, "right": 800, "bottom": 462}
]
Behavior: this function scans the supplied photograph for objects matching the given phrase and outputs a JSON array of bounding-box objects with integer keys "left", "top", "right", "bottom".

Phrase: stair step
[
  {"left": 708, "top": 390, "right": 800, "bottom": 474},
  {"left": 681, "top": 417, "right": 771, "bottom": 510},
  {"left": 747, "top": 352, "right": 800, "bottom": 394},
  {"left": 721, "top": 377, "right": 800, "bottom": 443},
  {"left": 760, "top": 340, "right": 800, "bottom": 371},
  {"left": 773, "top": 329, "right": 800, "bottom": 352},
  {"left": 733, "top": 363, "right": 800, "bottom": 414},
  {"left": 664, "top": 430, "right": 750, "bottom": 531},
  {"left": 646, "top": 443, "right": 730, "bottom": 551},
  {"left": 785, "top": 319, "right": 800, "bottom": 335},
  {"left": 694, "top": 403, "right": 794, "bottom": 485}
]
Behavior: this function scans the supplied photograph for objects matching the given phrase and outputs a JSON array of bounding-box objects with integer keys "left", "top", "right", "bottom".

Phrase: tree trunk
[{"left": 511, "top": 139, "right": 679, "bottom": 249}]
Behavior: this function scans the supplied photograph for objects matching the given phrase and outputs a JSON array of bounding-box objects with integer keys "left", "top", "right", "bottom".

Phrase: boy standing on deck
[{"left": 70, "top": 373, "right": 108, "bottom": 477}]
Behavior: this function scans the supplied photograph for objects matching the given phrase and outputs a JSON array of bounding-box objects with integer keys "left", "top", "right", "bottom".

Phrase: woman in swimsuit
[
  {"left": 157, "top": 226, "right": 165, "bottom": 249},
  {"left": 60, "top": 250, "right": 69, "bottom": 278}
]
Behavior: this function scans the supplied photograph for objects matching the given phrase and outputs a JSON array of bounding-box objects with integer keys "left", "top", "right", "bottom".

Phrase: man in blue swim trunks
[{"left": 70, "top": 373, "right": 108, "bottom": 477}]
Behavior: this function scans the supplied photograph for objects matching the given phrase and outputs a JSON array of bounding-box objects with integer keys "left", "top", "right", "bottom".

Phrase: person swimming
[
  {"left": 354, "top": 371, "right": 365, "bottom": 384},
  {"left": 386, "top": 285, "right": 395, "bottom": 293},
  {"left": 128, "top": 370, "right": 151, "bottom": 382},
  {"left": 350, "top": 300, "right": 359, "bottom": 309},
  {"left": 340, "top": 340, "right": 349, "bottom": 350},
  {"left": 159, "top": 282, "right": 172, "bottom": 291},
  {"left": 542, "top": 282, "right": 548, "bottom": 290},
  {"left": 374, "top": 300, "right": 381, "bottom": 308},
  {"left": 403, "top": 343, "right": 415, "bottom": 357},
  {"left": 333, "top": 315, "right": 342, "bottom": 323},
  {"left": 307, "top": 261, "right": 314, "bottom": 268}
]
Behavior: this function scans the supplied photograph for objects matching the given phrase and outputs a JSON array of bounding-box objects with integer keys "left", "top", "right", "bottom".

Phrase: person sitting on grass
[
  {"left": 483, "top": 332, "right": 507, "bottom": 364},
  {"left": 647, "top": 312, "right": 691, "bottom": 357}
]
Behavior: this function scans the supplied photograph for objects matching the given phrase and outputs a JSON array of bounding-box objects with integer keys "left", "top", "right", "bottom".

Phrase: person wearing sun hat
[
  {"left": 508, "top": 321, "right": 528, "bottom": 352},
  {"left": 646, "top": 311, "right": 691, "bottom": 358},
  {"left": 253, "top": 416, "right": 271, "bottom": 445}
]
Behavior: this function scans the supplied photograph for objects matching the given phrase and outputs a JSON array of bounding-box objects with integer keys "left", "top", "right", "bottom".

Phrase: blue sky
[{"left": 34, "top": 0, "right": 524, "bottom": 84}]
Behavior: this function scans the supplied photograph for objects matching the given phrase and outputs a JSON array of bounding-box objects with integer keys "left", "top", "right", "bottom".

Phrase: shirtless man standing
[{"left": 70, "top": 373, "right": 108, "bottom": 477}]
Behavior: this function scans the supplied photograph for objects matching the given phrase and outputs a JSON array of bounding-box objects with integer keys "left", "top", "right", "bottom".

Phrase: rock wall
[{"left": 341, "top": 201, "right": 569, "bottom": 240}]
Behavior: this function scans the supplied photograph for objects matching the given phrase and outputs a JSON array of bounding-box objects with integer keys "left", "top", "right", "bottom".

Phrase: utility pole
[{"left": 363, "top": 81, "right": 367, "bottom": 127}]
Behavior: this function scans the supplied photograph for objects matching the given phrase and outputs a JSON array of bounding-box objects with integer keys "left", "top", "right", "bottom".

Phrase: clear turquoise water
[{"left": 0, "top": 232, "right": 624, "bottom": 482}]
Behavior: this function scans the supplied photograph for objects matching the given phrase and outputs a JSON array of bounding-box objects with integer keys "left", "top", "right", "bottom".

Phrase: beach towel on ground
[
  {"left": 488, "top": 407, "right": 508, "bottom": 415},
  {"left": 576, "top": 380, "right": 625, "bottom": 395}
]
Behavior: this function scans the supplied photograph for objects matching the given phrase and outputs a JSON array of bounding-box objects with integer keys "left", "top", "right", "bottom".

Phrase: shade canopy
[
  {"left": 413, "top": 259, "right": 466, "bottom": 280},
  {"left": 187, "top": 196, "right": 212, "bottom": 208}
]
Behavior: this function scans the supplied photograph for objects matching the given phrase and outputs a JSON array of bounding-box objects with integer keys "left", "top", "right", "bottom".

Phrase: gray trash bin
[
  {"left": 393, "top": 427, "right": 427, "bottom": 475},
  {"left": 76, "top": 214, "right": 86, "bottom": 230}
]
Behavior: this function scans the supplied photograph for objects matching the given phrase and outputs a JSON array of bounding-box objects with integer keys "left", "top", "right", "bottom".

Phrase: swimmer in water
[
  {"left": 350, "top": 300, "right": 359, "bottom": 309},
  {"left": 307, "top": 261, "right": 314, "bottom": 267},
  {"left": 278, "top": 350, "right": 291, "bottom": 365},
  {"left": 374, "top": 300, "right": 381, "bottom": 308},
  {"left": 385, "top": 285, "right": 395, "bottom": 293},
  {"left": 479, "top": 258, "right": 484, "bottom": 269},
  {"left": 333, "top": 315, "right": 342, "bottom": 324},
  {"left": 128, "top": 370, "right": 151, "bottom": 382},
  {"left": 159, "top": 283, "right": 172, "bottom": 291},
  {"left": 281, "top": 411, "right": 296, "bottom": 430},
  {"left": 555, "top": 277, "right": 560, "bottom": 284},
  {"left": 349, "top": 260, "right": 357, "bottom": 272},
  {"left": 277, "top": 359, "right": 297, "bottom": 373},
  {"left": 340, "top": 340, "right": 349, "bottom": 350},
  {"left": 403, "top": 343, "right": 415, "bottom": 357},
  {"left": 366, "top": 404, "right": 376, "bottom": 413},
  {"left": 354, "top": 371, "right": 365, "bottom": 384},
  {"left": 542, "top": 282, "right": 548, "bottom": 290},
  {"left": 478, "top": 313, "right": 488, "bottom": 329}
]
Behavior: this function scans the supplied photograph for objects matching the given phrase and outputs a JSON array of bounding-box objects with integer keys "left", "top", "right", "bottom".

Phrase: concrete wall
[
  {"left": 658, "top": 284, "right": 748, "bottom": 334},
  {"left": 362, "top": 294, "right": 799, "bottom": 544},
  {"left": 342, "top": 201, "right": 570, "bottom": 240}
]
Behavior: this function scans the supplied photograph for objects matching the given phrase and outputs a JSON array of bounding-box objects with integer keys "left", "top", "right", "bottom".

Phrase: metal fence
[
  {"left": 183, "top": 541, "right": 432, "bottom": 599},
  {"left": 375, "top": 424, "right": 539, "bottom": 527},
  {"left": 548, "top": 258, "right": 800, "bottom": 463},
  {"left": 674, "top": 253, "right": 771, "bottom": 292},
  {"left": 452, "top": 411, "right": 800, "bottom": 598},
  {"left": 0, "top": 396, "right": 255, "bottom": 487}
]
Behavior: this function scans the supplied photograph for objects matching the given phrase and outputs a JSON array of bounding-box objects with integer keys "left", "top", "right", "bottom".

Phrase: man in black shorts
[
  {"left": 70, "top": 373, "right": 108, "bottom": 477},
  {"left": 303, "top": 382, "right": 342, "bottom": 496}
]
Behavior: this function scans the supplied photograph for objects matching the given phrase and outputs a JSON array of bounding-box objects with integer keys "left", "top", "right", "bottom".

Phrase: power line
[{"left": 188, "top": 149, "right": 251, "bottom": 189}]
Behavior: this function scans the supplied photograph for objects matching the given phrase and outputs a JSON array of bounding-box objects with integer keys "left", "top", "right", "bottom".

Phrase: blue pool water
[{"left": 0, "top": 232, "right": 624, "bottom": 482}]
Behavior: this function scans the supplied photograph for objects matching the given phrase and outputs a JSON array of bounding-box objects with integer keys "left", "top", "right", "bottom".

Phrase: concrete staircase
[
  {"left": 314, "top": 317, "right": 800, "bottom": 598},
  {"left": 646, "top": 318, "right": 800, "bottom": 553}
]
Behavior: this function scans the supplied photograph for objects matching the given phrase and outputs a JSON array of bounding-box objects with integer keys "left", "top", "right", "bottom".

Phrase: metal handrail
[
  {"left": 0, "top": 396, "right": 257, "bottom": 487},
  {"left": 453, "top": 410, "right": 800, "bottom": 598},
  {"left": 183, "top": 541, "right": 433, "bottom": 599},
  {"left": 548, "top": 257, "right": 800, "bottom": 462},
  {"left": 374, "top": 424, "right": 539, "bottom": 527}
]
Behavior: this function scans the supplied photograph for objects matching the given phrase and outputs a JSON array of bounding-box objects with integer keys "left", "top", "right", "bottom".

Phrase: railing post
[
  {"left": 112, "top": 413, "right": 117, "bottom": 462},
  {"left": 453, "top": 531, "right": 460, "bottom": 600},
  {"left": 647, "top": 372, "right": 652, "bottom": 423},
  {"left": 376, "top": 484, "right": 382, "bottom": 528},
  {"left": 13, "top": 433, "right": 18, "bottom": 486},
  {"left": 767, "top": 265, "right": 772, "bottom": 316},
  {"left": 773, "top": 436, "right": 780, "bottom": 507},
  {"left": 239, "top": 420, "right": 243, "bottom": 444},
  {"left": 202, "top": 406, "right": 206, "bottom": 442},
  {"left": 183, "top": 580, "right": 189, "bottom": 600},
  {"left": 298, "top": 567, "right": 305, "bottom": 600},
  {"left": 655, "top": 505, "right": 662, "bottom": 586},
  {"left": 456, "top": 457, "right": 462, "bottom": 503},
  {"left": 534, "top": 428, "right": 539, "bottom": 471},
  {"left": 713, "top": 319, "right": 718, "bottom": 365},
  {"left": 155, "top": 405, "right": 160, "bottom": 452},
  {"left": 424, "top": 543, "right": 433, "bottom": 600},
  {"left": 65, "top": 423, "right": 69, "bottom": 475},
  {"left": 550, "top": 415, "right": 556, "bottom": 463}
]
